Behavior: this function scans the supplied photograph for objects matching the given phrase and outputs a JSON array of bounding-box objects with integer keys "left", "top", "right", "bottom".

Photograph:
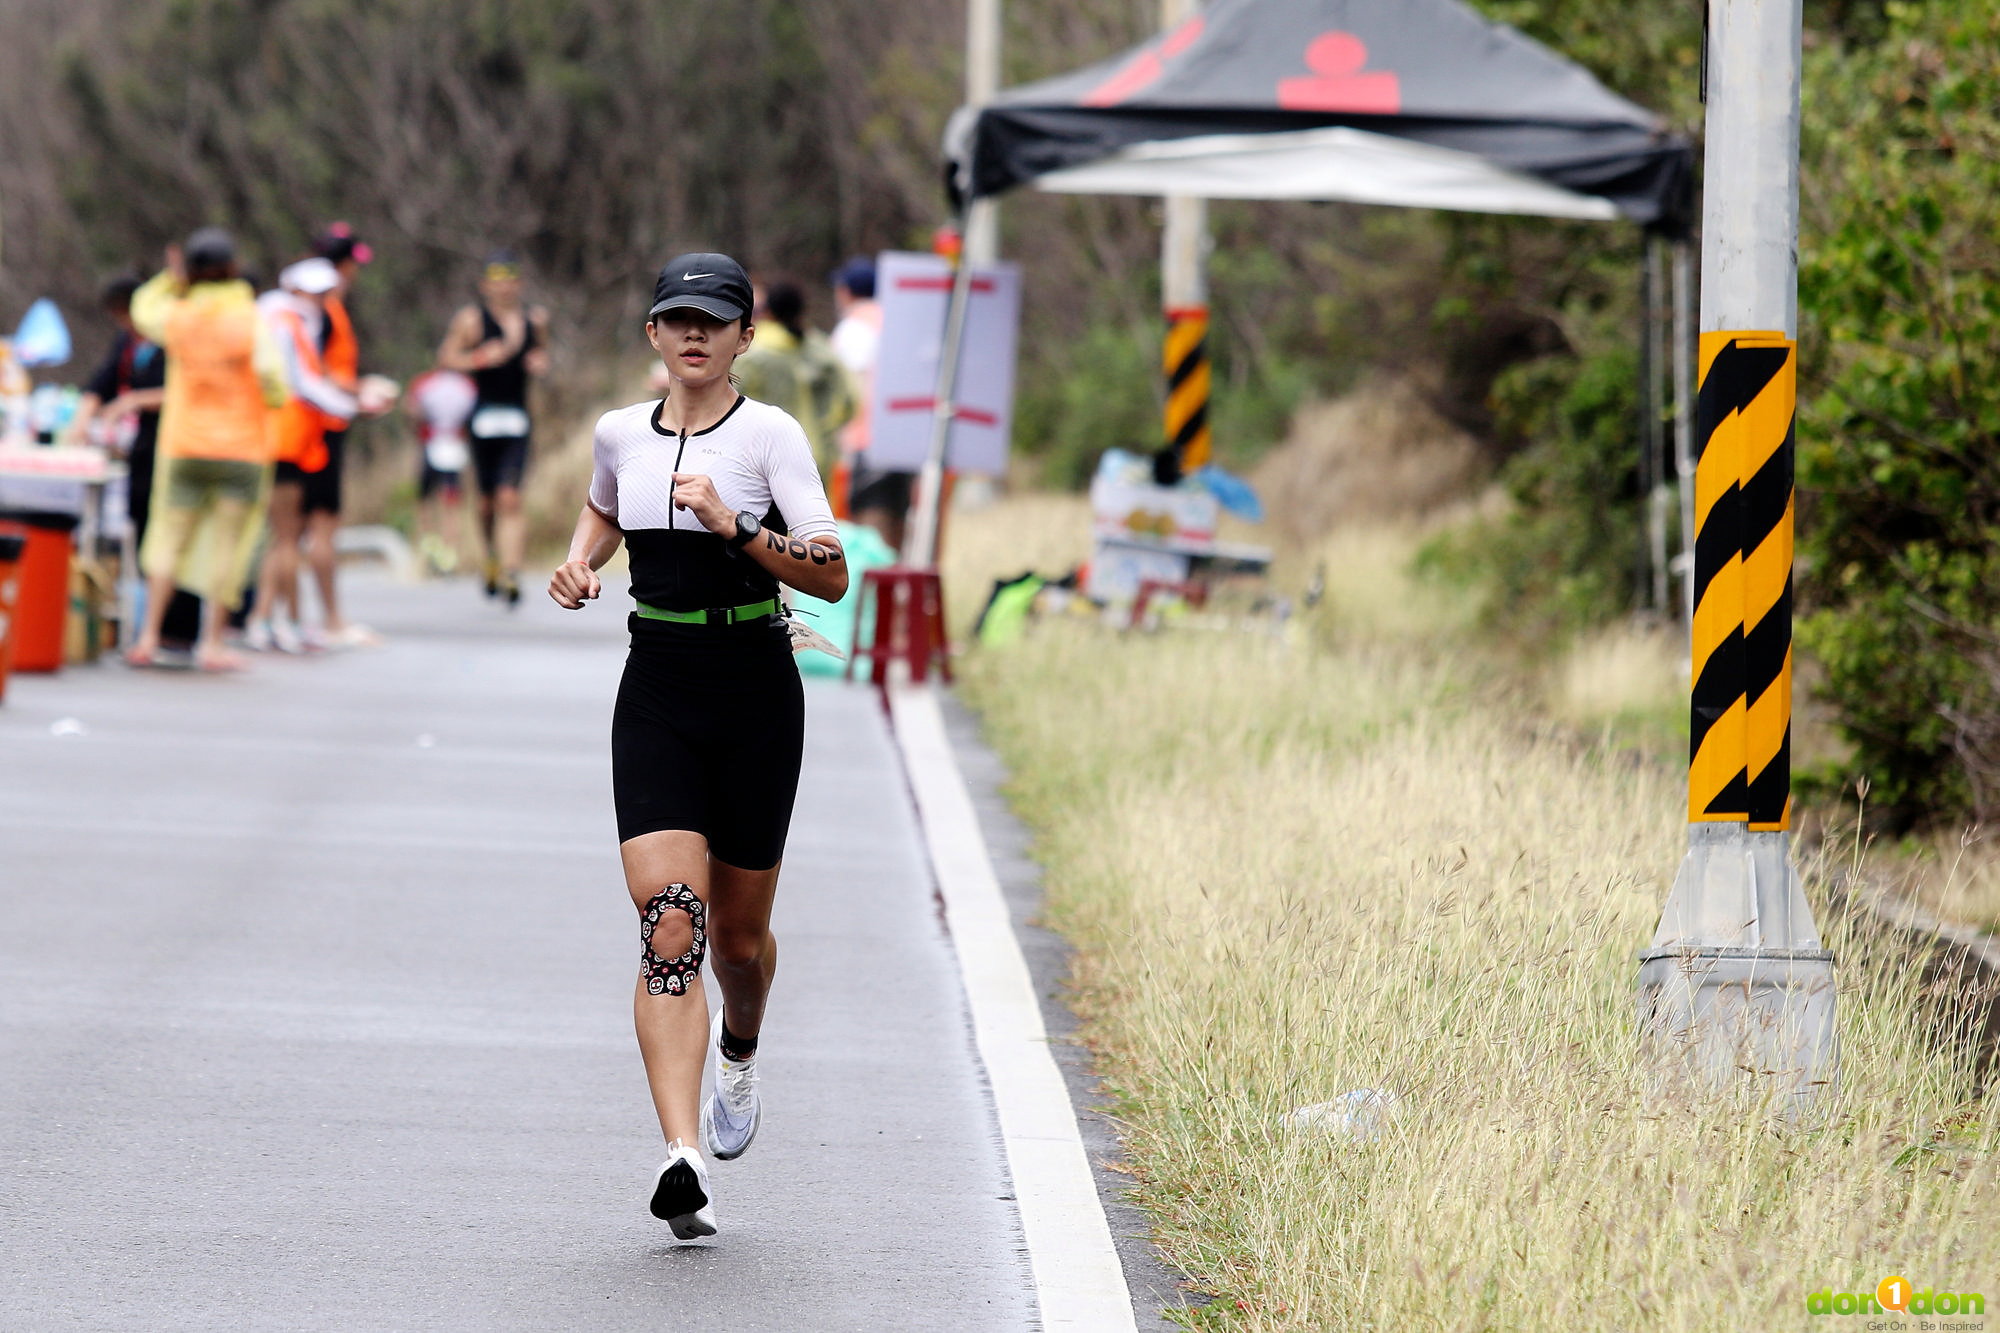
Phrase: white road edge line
[{"left": 886, "top": 681, "right": 1140, "bottom": 1333}]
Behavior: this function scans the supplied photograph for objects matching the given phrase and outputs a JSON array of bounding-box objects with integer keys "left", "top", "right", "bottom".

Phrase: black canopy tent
[
  {"left": 918, "top": 0, "right": 1697, "bottom": 611},
  {"left": 944, "top": 0, "right": 1693, "bottom": 231}
]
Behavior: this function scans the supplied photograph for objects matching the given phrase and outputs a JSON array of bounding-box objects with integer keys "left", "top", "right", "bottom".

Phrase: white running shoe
[
  {"left": 270, "top": 619, "right": 306, "bottom": 655},
  {"left": 700, "top": 1008, "right": 762, "bottom": 1161},
  {"left": 316, "top": 622, "right": 383, "bottom": 650},
  {"left": 648, "top": 1140, "right": 717, "bottom": 1239},
  {"left": 243, "top": 620, "right": 273, "bottom": 652}
]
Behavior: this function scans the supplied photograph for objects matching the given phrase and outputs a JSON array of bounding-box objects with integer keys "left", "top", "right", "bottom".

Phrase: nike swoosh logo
[{"left": 682, "top": 272, "right": 715, "bottom": 280}]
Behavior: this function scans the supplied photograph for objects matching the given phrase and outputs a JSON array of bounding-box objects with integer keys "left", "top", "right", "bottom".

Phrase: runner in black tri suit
[
  {"left": 548, "top": 253, "right": 848, "bottom": 1241},
  {"left": 438, "top": 251, "right": 549, "bottom": 605}
]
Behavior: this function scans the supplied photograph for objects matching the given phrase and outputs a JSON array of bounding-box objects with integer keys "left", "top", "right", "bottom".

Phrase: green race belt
[{"left": 635, "top": 597, "right": 781, "bottom": 626}]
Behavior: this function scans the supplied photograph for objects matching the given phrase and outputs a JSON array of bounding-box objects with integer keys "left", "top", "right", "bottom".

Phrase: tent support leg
[
  {"left": 1672, "top": 238, "right": 1696, "bottom": 623},
  {"left": 1647, "top": 235, "right": 1671, "bottom": 616},
  {"left": 1636, "top": 241, "right": 1656, "bottom": 611}
]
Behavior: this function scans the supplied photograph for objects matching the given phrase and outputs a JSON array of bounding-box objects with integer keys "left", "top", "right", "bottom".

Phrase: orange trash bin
[
  {"left": 0, "top": 526, "right": 25, "bottom": 703},
  {"left": 0, "top": 510, "right": 79, "bottom": 674}
]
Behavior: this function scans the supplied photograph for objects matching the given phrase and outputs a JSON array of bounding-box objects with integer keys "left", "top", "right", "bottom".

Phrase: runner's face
[
  {"left": 646, "top": 311, "right": 754, "bottom": 388},
  {"left": 479, "top": 273, "right": 523, "bottom": 307}
]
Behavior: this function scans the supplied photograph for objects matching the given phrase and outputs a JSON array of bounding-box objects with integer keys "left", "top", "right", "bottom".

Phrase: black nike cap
[
  {"left": 185, "top": 226, "right": 236, "bottom": 268},
  {"left": 649, "top": 252, "right": 753, "bottom": 323}
]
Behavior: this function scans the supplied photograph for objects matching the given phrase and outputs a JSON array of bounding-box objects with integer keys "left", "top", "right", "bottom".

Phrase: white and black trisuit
[{"left": 588, "top": 393, "right": 837, "bottom": 869}]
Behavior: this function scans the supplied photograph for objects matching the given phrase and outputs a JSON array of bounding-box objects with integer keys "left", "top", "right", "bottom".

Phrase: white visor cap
[{"left": 280, "top": 258, "right": 341, "bottom": 295}]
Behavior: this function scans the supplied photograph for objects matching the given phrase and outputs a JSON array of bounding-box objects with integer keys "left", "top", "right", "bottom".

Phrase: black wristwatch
[{"left": 728, "top": 510, "right": 761, "bottom": 550}]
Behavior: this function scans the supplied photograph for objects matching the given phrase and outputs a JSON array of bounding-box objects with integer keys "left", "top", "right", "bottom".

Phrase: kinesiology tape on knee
[{"left": 639, "top": 882, "right": 707, "bottom": 996}]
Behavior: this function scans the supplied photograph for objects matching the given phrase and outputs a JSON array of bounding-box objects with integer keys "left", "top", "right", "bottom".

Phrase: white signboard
[{"left": 864, "top": 251, "right": 1020, "bottom": 476}]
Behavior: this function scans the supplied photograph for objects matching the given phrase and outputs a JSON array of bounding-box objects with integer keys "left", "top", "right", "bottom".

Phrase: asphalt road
[{"left": 0, "top": 573, "right": 1036, "bottom": 1332}]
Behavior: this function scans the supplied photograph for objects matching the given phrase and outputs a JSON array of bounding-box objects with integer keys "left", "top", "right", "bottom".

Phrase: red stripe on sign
[
  {"left": 883, "top": 399, "right": 997, "bottom": 424},
  {"left": 891, "top": 277, "right": 998, "bottom": 293}
]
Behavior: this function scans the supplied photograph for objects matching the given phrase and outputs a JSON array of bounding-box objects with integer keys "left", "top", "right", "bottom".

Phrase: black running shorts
[
  {"left": 419, "top": 458, "right": 464, "bottom": 499},
  {"left": 471, "top": 434, "right": 529, "bottom": 496},
  {"left": 611, "top": 613, "right": 805, "bottom": 871},
  {"left": 275, "top": 430, "right": 345, "bottom": 516}
]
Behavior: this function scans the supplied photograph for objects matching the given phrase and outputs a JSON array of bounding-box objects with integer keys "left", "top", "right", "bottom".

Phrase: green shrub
[
  {"left": 1420, "top": 343, "right": 1643, "bottom": 643},
  {"left": 1011, "top": 313, "right": 1325, "bottom": 490},
  {"left": 1795, "top": 0, "right": 2000, "bottom": 826},
  {"left": 1011, "top": 320, "right": 1165, "bottom": 489}
]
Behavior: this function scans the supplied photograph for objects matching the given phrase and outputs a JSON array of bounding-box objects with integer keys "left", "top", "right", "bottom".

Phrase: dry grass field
[{"left": 945, "top": 493, "right": 2000, "bottom": 1331}]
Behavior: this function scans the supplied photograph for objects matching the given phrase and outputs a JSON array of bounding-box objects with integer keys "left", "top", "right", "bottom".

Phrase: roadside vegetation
[
  {"left": 12, "top": 0, "right": 1995, "bottom": 834},
  {"left": 948, "top": 494, "right": 2000, "bottom": 1331}
]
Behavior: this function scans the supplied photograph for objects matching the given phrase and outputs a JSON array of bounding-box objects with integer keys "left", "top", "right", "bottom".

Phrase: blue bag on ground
[{"left": 792, "top": 521, "right": 898, "bottom": 677}]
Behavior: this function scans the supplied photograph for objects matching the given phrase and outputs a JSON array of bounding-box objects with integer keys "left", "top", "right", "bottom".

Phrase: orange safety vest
[
  {"left": 155, "top": 283, "right": 278, "bottom": 463},
  {"left": 323, "top": 295, "right": 359, "bottom": 388},
  {"left": 266, "top": 302, "right": 351, "bottom": 474}
]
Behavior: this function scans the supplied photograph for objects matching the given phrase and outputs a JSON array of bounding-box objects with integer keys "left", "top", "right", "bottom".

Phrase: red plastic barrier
[
  {"left": 0, "top": 526, "right": 24, "bottom": 702},
  {"left": 0, "top": 510, "right": 78, "bottom": 673}
]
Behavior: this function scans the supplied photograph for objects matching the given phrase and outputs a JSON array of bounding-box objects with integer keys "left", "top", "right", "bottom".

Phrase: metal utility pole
[
  {"left": 1159, "top": 0, "right": 1211, "bottom": 479},
  {"left": 907, "top": 0, "right": 1002, "bottom": 569},
  {"left": 964, "top": 0, "right": 1002, "bottom": 267},
  {"left": 1638, "top": 0, "right": 1836, "bottom": 1111}
]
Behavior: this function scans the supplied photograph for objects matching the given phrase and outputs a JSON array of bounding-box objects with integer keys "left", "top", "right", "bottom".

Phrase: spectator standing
[
  {"left": 125, "top": 228, "right": 286, "bottom": 671},
  {"left": 245, "top": 258, "right": 358, "bottom": 652},
  {"left": 66, "top": 276, "right": 203, "bottom": 649},
  {"left": 829, "top": 257, "right": 907, "bottom": 552},
  {"left": 733, "top": 280, "right": 852, "bottom": 477},
  {"left": 436, "top": 251, "right": 550, "bottom": 607},
  {"left": 301, "top": 224, "right": 386, "bottom": 648}
]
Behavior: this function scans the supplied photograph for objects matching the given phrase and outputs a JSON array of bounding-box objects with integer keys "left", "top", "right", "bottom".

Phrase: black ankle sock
[{"left": 719, "top": 1021, "right": 758, "bottom": 1062}]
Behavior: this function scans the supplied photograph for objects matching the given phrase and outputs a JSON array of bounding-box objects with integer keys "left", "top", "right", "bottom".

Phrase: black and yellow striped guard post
[
  {"left": 1689, "top": 330, "right": 1796, "bottom": 831},
  {"left": 1164, "top": 306, "right": 1211, "bottom": 473}
]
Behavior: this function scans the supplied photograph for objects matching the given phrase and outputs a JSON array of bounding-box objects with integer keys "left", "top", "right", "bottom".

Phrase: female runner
[{"left": 549, "top": 254, "right": 848, "bottom": 1239}]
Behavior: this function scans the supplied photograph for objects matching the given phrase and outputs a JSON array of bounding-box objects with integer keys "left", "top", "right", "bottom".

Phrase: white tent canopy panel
[{"left": 1032, "top": 125, "right": 1619, "bottom": 221}]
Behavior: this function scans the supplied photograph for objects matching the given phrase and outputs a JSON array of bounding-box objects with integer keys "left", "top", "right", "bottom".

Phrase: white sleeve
[
  {"left": 262, "top": 298, "right": 356, "bottom": 419},
  {"left": 289, "top": 354, "right": 358, "bottom": 420},
  {"left": 587, "top": 413, "right": 619, "bottom": 520},
  {"left": 764, "top": 412, "right": 837, "bottom": 541},
  {"left": 830, "top": 316, "right": 878, "bottom": 373}
]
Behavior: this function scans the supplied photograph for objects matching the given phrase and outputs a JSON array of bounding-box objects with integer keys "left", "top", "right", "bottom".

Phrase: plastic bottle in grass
[{"left": 1280, "top": 1088, "right": 1401, "bottom": 1142}]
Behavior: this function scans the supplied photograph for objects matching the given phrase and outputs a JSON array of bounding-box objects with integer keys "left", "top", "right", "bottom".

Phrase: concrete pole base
[
  {"left": 1641, "top": 825, "right": 1839, "bottom": 1113},
  {"left": 1637, "top": 946, "right": 1839, "bottom": 1114}
]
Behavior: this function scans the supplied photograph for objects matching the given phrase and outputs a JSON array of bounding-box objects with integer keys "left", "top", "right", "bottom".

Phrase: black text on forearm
[{"left": 762, "top": 530, "right": 844, "bottom": 567}]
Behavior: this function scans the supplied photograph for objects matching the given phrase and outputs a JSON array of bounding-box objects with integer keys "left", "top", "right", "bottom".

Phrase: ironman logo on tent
[{"left": 1277, "top": 32, "right": 1401, "bottom": 113}]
